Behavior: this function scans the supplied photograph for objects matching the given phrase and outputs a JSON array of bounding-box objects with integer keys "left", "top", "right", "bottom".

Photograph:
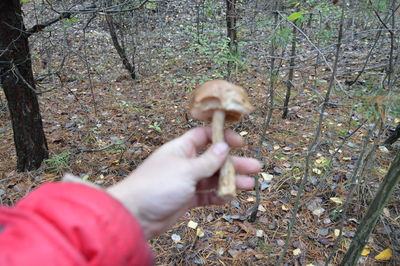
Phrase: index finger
[{"left": 180, "top": 127, "right": 244, "bottom": 152}]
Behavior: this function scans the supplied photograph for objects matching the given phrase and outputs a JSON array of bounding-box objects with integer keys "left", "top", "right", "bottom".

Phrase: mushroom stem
[{"left": 212, "top": 110, "right": 236, "bottom": 199}]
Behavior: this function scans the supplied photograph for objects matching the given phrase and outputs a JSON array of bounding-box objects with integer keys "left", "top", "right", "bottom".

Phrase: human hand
[{"left": 107, "top": 127, "right": 260, "bottom": 239}]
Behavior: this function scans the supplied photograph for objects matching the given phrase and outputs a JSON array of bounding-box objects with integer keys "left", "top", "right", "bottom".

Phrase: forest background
[{"left": 0, "top": 0, "right": 400, "bottom": 265}]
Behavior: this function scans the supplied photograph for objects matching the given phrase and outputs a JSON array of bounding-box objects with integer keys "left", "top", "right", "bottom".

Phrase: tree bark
[
  {"left": 341, "top": 151, "right": 400, "bottom": 265},
  {"left": 226, "top": 0, "right": 237, "bottom": 79},
  {"left": 282, "top": 24, "right": 297, "bottom": 119},
  {"left": 385, "top": 123, "right": 400, "bottom": 145},
  {"left": 0, "top": 0, "right": 48, "bottom": 171},
  {"left": 105, "top": 0, "right": 136, "bottom": 80}
]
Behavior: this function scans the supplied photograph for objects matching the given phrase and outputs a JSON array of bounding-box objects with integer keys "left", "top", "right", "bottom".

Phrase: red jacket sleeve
[{"left": 0, "top": 182, "right": 153, "bottom": 266}]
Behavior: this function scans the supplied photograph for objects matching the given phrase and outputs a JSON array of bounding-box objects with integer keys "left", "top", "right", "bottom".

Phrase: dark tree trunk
[
  {"left": 282, "top": 24, "right": 297, "bottom": 119},
  {"left": 0, "top": 0, "right": 48, "bottom": 171},
  {"left": 105, "top": 0, "right": 136, "bottom": 80},
  {"left": 226, "top": 0, "right": 237, "bottom": 79},
  {"left": 385, "top": 123, "right": 400, "bottom": 145}
]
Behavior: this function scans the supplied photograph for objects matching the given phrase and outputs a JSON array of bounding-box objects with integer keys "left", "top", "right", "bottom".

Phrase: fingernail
[{"left": 212, "top": 142, "right": 229, "bottom": 155}]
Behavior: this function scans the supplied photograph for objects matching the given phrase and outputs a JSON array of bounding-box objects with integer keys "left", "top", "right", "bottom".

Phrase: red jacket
[{"left": 0, "top": 183, "right": 153, "bottom": 265}]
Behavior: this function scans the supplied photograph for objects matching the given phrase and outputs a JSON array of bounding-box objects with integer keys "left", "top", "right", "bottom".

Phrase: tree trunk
[
  {"left": 341, "top": 151, "right": 400, "bottom": 265},
  {"left": 226, "top": 0, "right": 237, "bottom": 79},
  {"left": 0, "top": 0, "right": 48, "bottom": 171},
  {"left": 385, "top": 123, "right": 400, "bottom": 145},
  {"left": 282, "top": 24, "right": 297, "bottom": 119},
  {"left": 105, "top": 0, "right": 136, "bottom": 80}
]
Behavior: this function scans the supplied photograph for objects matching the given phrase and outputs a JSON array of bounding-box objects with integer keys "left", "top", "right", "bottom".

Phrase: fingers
[
  {"left": 193, "top": 175, "right": 255, "bottom": 207},
  {"left": 196, "top": 174, "right": 255, "bottom": 191},
  {"left": 235, "top": 175, "right": 255, "bottom": 190},
  {"left": 189, "top": 142, "right": 229, "bottom": 180},
  {"left": 231, "top": 157, "right": 261, "bottom": 175},
  {"left": 177, "top": 127, "right": 244, "bottom": 154}
]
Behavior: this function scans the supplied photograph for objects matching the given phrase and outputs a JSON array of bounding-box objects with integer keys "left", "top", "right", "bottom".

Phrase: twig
[
  {"left": 277, "top": 2, "right": 346, "bottom": 264},
  {"left": 325, "top": 125, "right": 375, "bottom": 265},
  {"left": 25, "top": 12, "right": 72, "bottom": 37},
  {"left": 72, "top": 131, "right": 136, "bottom": 155},
  {"left": 340, "top": 150, "right": 400, "bottom": 265},
  {"left": 249, "top": 0, "right": 280, "bottom": 223}
]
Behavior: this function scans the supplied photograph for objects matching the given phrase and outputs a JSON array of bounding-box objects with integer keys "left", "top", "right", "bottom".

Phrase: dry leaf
[
  {"left": 312, "top": 168, "right": 322, "bottom": 175},
  {"left": 171, "top": 234, "right": 181, "bottom": 243},
  {"left": 383, "top": 208, "right": 390, "bottom": 217},
  {"left": 330, "top": 197, "right": 343, "bottom": 204},
  {"left": 239, "top": 131, "right": 248, "bottom": 136},
  {"left": 258, "top": 205, "right": 266, "bottom": 212},
  {"left": 312, "top": 207, "right": 325, "bottom": 217},
  {"left": 261, "top": 172, "right": 273, "bottom": 182},
  {"left": 256, "top": 229, "right": 264, "bottom": 238},
  {"left": 375, "top": 248, "right": 392, "bottom": 261},
  {"left": 196, "top": 228, "right": 205, "bottom": 238},
  {"left": 187, "top": 220, "right": 198, "bottom": 229},
  {"left": 293, "top": 248, "right": 301, "bottom": 256},
  {"left": 361, "top": 248, "right": 370, "bottom": 256},
  {"left": 247, "top": 196, "right": 255, "bottom": 202}
]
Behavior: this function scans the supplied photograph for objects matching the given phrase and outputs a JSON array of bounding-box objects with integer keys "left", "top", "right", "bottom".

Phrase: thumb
[{"left": 190, "top": 142, "right": 229, "bottom": 180}]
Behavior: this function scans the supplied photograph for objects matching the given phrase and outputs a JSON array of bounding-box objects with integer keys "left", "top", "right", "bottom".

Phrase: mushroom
[{"left": 190, "top": 80, "right": 254, "bottom": 199}]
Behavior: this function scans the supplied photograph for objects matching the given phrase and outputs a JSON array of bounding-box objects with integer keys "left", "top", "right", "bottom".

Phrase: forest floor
[{"left": 1, "top": 4, "right": 399, "bottom": 265}]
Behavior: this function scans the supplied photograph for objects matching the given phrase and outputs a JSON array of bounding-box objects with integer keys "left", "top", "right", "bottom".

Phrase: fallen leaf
[
  {"left": 312, "top": 207, "right": 325, "bottom": 217},
  {"left": 196, "top": 228, "right": 205, "bottom": 238},
  {"left": 273, "top": 145, "right": 280, "bottom": 150},
  {"left": 171, "top": 234, "right": 181, "bottom": 243},
  {"left": 228, "top": 249, "right": 239, "bottom": 258},
  {"left": 361, "top": 248, "right": 370, "bottom": 256},
  {"left": 334, "top": 229, "right": 341, "bottom": 238},
  {"left": 188, "top": 220, "right": 198, "bottom": 229},
  {"left": 258, "top": 205, "right": 266, "bottom": 212},
  {"left": 215, "top": 231, "right": 225, "bottom": 238},
  {"left": 256, "top": 229, "right": 264, "bottom": 238},
  {"left": 330, "top": 197, "right": 343, "bottom": 204},
  {"left": 261, "top": 172, "right": 273, "bottom": 182},
  {"left": 375, "top": 248, "right": 392, "bottom": 261},
  {"left": 293, "top": 248, "right": 301, "bottom": 256},
  {"left": 378, "top": 146, "right": 389, "bottom": 153},
  {"left": 239, "top": 131, "right": 248, "bottom": 136},
  {"left": 383, "top": 208, "right": 390, "bottom": 217},
  {"left": 237, "top": 221, "right": 256, "bottom": 234},
  {"left": 282, "top": 205, "right": 289, "bottom": 211},
  {"left": 247, "top": 196, "right": 255, "bottom": 202},
  {"left": 312, "top": 168, "right": 322, "bottom": 175},
  {"left": 216, "top": 247, "right": 225, "bottom": 255}
]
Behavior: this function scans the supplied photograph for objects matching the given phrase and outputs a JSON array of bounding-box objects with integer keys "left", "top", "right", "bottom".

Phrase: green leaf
[
  {"left": 288, "top": 12, "right": 303, "bottom": 21},
  {"left": 21, "top": 0, "right": 30, "bottom": 2}
]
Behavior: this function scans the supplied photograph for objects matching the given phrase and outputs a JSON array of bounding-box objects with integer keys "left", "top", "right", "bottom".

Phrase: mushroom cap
[{"left": 190, "top": 79, "right": 254, "bottom": 122}]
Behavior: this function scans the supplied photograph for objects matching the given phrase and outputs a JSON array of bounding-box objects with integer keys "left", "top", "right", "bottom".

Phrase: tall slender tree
[{"left": 0, "top": 0, "right": 48, "bottom": 171}]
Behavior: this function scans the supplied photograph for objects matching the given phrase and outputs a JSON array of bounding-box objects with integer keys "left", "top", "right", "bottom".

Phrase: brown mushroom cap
[{"left": 190, "top": 80, "right": 254, "bottom": 122}]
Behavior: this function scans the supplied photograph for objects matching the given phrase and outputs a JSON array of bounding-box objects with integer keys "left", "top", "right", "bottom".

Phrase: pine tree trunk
[{"left": 0, "top": 0, "right": 49, "bottom": 171}]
